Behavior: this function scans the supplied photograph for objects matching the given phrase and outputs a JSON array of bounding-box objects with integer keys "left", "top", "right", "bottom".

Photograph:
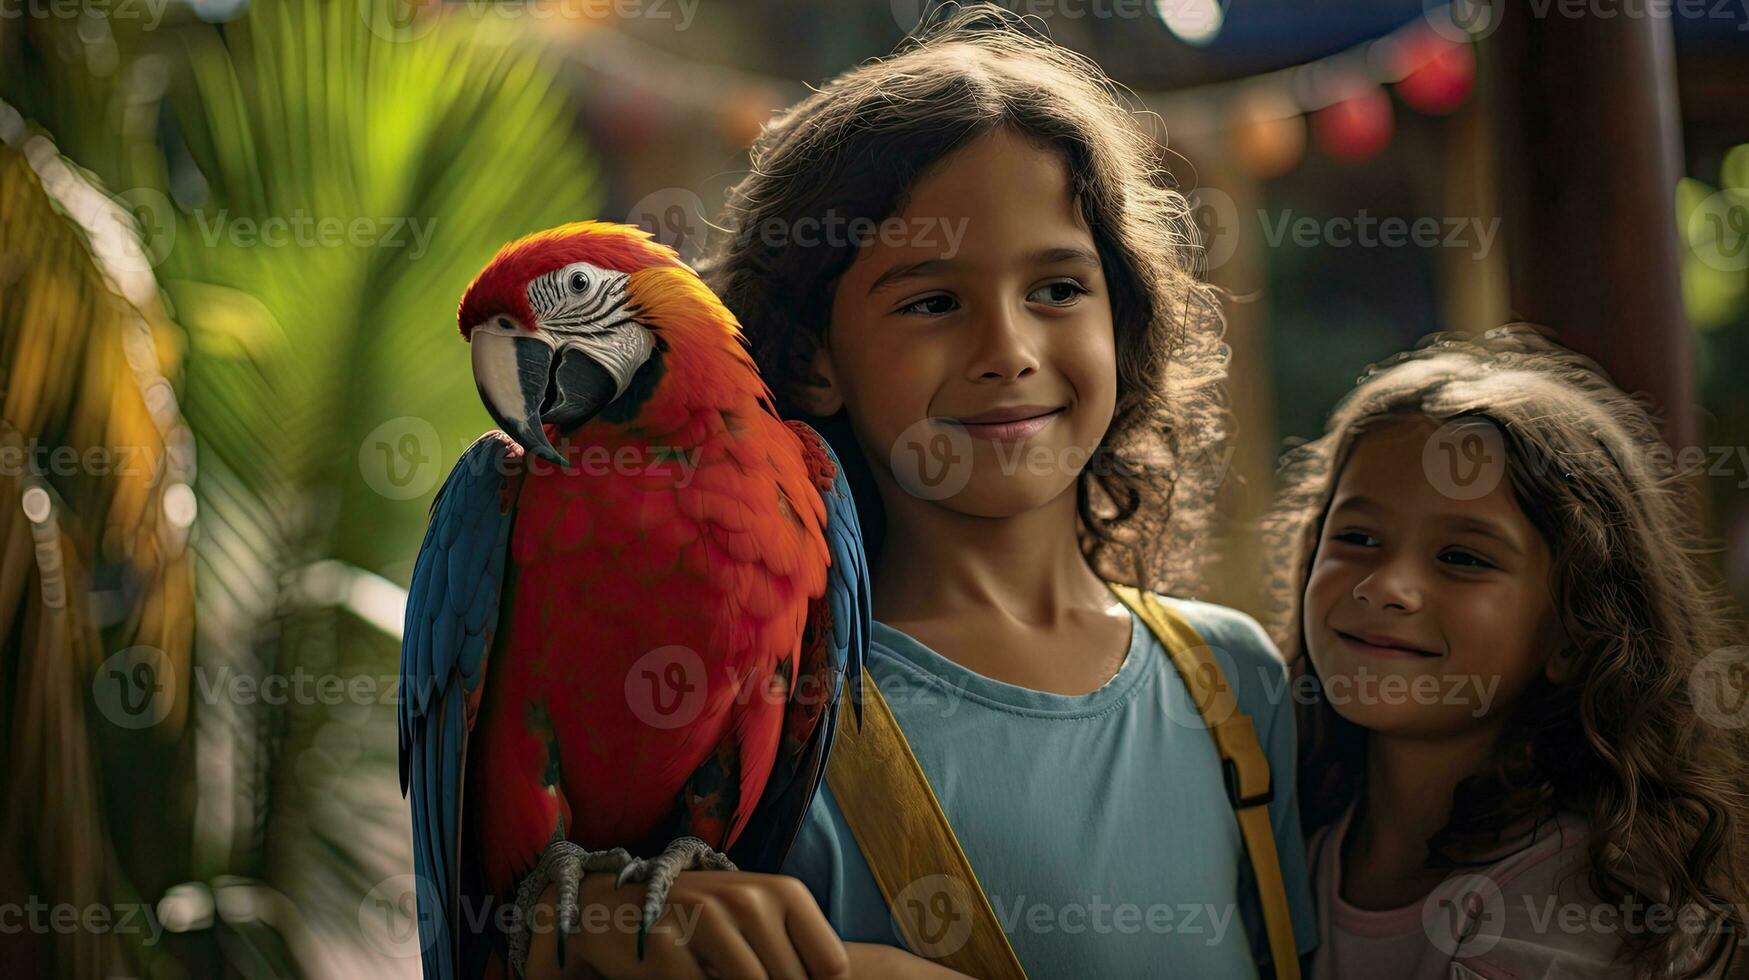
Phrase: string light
[
  {"left": 571, "top": 12, "right": 1475, "bottom": 175},
  {"left": 1155, "top": 0, "right": 1224, "bottom": 46}
]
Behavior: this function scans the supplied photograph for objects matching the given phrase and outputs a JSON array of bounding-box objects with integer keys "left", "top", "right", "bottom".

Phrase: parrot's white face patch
[
  {"left": 527, "top": 261, "right": 654, "bottom": 400},
  {"left": 528, "top": 261, "right": 635, "bottom": 333}
]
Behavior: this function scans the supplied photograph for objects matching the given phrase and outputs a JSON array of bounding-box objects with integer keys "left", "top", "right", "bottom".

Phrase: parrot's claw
[
  {"left": 507, "top": 832, "right": 635, "bottom": 979},
  {"left": 612, "top": 835, "right": 738, "bottom": 961}
]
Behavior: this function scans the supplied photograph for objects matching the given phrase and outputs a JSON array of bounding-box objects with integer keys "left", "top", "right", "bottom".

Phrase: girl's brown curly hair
[
  {"left": 1263, "top": 325, "right": 1749, "bottom": 976},
  {"left": 695, "top": 2, "right": 1229, "bottom": 595}
]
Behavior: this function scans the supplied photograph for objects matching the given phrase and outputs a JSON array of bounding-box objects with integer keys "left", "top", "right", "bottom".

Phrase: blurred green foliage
[{"left": 1, "top": 0, "right": 603, "bottom": 974}]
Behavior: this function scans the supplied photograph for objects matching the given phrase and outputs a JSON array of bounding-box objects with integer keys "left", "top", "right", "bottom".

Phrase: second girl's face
[
  {"left": 1302, "top": 416, "right": 1566, "bottom": 737},
  {"left": 809, "top": 126, "right": 1118, "bottom": 518}
]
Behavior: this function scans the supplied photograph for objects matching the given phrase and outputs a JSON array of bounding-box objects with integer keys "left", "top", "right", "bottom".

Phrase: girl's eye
[
  {"left": 897, "top": 293, "right": 958, "bottom": 317},
  {"left": 1028, "top": 279, "right": 1088, "bottom": 306},
  {"left": 1439, "top": 549, "right": 1497, "bottom": 570},
  {"left": 1332, "top": 530, "right": 1378, "bottom": 548}
]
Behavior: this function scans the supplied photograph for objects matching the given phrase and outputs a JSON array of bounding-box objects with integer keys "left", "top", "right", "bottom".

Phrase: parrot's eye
[{"left": 568, "top": 271, "right": 588, "bottom": 293}]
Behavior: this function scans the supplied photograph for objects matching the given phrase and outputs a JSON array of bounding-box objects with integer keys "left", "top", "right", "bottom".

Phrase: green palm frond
[{"left": 3, "top": 0, "right": 602, "bottom": 974}]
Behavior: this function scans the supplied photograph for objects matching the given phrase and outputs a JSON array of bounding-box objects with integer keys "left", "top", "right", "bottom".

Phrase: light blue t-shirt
[{"left": 781, "top": 594, "right": 1319, "bottom": 979}]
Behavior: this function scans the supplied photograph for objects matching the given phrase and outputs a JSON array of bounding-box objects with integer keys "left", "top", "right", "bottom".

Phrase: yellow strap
[
  {"left": 824, "top": 585, "right": 1301, "bottom": 979},
  {"left": 825, "top": 668, "right": 1028, "bottom": 979},
  {"left": 1106, "top": 581, "right": 1302, "bottom": 980}
]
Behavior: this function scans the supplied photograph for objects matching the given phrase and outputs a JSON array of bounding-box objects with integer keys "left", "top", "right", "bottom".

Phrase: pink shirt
[{"left": 1308, "top": 802, "right": 1725, "bottom": 979}]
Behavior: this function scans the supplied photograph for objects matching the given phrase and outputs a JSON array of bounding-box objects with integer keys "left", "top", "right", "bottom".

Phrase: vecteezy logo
[
  {"left": 359, "top": 416, "right": 442, "bottom": 500},
  {"left": 111, "top": 188, "right": 178, "bottom": 269},
  {"left": 625, "top": 645, "right": 708, "bottom": 729},
  {"left": 1688, "top": 189, "right": 1749, "bottom": 274},
  {"left": 889, "top": 0, "right": 930, "bottom": 34},
  {"left": 891, "top": 874, "right": 976, "bottom": 960},
  {"left": 1161, "top": 641, "right": 1243, "bottom": 731},
  {"left": 359, "top": 0, "right": 440, "bottom": 43},
  {"left": 92, "top": 646, "right": 176, "bottom": 729},
  {"left": 1692, "top": 646, "right": 1749, "bottom": 730},
  {"left": 889, "top": 417, "right": 974, "bottom": 502},
  {"left": 1187, "top": 186, "right": 1239, "bottom": 274},
  {"left": 359, "top": 874, "right": 441, "bottom": 958},
  {"left": 1421, "top": 418, "right": 1506, "bottom": 501},
  {"left": 627, "top": 187, "right": 711, "bottom": 266},
  {"left": 1424, "top": 0, "right": 1501, "bottom": 43},
  {"left": 1422, "top": 872, "right": 1505, "bottom": 958}
]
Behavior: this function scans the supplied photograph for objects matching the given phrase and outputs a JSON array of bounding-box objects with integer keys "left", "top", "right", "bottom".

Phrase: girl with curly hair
[
  {"left": 1264, "top": 327, "right": 1749, "bottom": 978},
  {"left": 675, "top": 3, "right": 1317, "bottom": 977}
]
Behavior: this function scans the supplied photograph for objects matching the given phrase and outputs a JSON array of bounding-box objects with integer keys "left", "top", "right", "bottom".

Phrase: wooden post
[
  {"left": 1441, "top": 102, "right": 1509, "bottom": 338},
  {"left": 1481, "top": 4, "right": 1695, "bottom": 449}
]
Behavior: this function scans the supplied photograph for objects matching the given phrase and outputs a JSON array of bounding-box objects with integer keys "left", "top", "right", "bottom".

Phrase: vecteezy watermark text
[
  {"left": 361, "top": 874, "right": 706, "bottom": 959},
  {"left": 190, "top": 210, "right": 436, "bottom": 259},
  {"left": 0, "top": 0, "right": 169, "bottom": 29},
  {"left": 992, "top": 896, "right": 1237, "bottom": 941},
  {"left": 362, "top": 0, "right": 700, "bottom": 43},
  {"left": 1257, "top": 210, "right": 1502, "bottom": 259},
  {"left": 0, "top": 898, "right": 164, "bottom": 945}
]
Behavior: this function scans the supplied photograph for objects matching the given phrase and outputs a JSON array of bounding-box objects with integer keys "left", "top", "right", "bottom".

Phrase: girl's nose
[
  {"left": 1352, "top": 557, "right": 1422, "bottom": 612},
  {"left": 965, "top": 302, "right": 1041, "bottom": 382}
]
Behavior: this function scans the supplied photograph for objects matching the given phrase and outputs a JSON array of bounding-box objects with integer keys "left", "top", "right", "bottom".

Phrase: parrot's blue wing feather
[
  {"left": 820, "top": 433, "right": 869, "bottom": 728},
  {"left": 726, "top": 422, "right": 870, "bottom": 873},
  {"left": 399, "top": 432, "right": 520, "bottom": 980}
]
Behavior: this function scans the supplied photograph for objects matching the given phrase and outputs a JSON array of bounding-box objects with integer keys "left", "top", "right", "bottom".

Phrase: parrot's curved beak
[{"left": 471, "top": 330, "right": 618, "bottom": 465}]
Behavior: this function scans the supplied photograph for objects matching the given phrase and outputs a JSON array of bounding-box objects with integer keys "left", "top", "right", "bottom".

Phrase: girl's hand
[{"left": 520, "top": 870, "right": 849, "bottom": 980}]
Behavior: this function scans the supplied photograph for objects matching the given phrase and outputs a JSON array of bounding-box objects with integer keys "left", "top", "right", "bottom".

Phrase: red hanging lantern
[
  {"left": 1393, "top": 30, "right": 1476, "bottom": 115},
  {"left": 1312, "top": 85, "right": 1393, "bottom": 162}
]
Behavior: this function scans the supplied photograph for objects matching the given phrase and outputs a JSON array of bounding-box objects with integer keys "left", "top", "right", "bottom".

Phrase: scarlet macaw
[{"left": 398, "top": 222, "right": 868, "bottom": 980}]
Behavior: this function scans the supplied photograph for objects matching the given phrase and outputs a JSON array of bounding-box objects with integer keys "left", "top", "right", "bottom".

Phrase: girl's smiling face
[
  {"left": 799, "top": 126, "right": 1118, "bottom": 518},
  {"left": 1303, "top": 415, "right": 1569, "bottom": 736}
]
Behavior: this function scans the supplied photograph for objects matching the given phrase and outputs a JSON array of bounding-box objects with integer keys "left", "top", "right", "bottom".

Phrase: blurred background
[{"left": 1, "top": 0, "right": 1746, "bottom": 976}]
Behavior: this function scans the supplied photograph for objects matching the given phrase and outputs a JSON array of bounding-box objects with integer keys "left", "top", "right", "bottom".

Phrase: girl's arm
[{"left": 844, "top": 942, "right": 975, "bottom": 978}]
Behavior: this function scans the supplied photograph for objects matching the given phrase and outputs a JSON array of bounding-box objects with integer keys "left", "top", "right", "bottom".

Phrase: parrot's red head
[
  {"left": 457, "top": 221, "right": 750, "bottom": 463},
  {"left": 458, "top": 221, "right": 684, "bottom": 341}
]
